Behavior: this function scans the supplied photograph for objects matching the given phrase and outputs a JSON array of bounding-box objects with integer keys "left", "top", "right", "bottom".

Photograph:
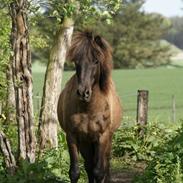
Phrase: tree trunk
[
  {"left": 10, "top": 0, "right": 36, "bottom": 163},
  {"left": 0, "top": 131, "right": 16, "bottom": 175},
  {"left": 39, "top": 17, "right": 74, "bottom": 150},
  {"left": 5, "top": 64, "right": 16, "bottom": 123}
]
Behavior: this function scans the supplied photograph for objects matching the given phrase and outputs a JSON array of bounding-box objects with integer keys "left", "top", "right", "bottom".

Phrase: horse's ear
[{"left": 95, "top": 35, "right": 106, "bottom": 50}]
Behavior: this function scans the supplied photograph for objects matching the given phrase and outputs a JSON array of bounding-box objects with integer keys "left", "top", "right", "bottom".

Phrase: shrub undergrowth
[
  {"left": 135, "top": 122, "right": 183, "bottom": 183},
  {"left": 0, "top": 128, "right": 87, "bottom": 183},
  {"left": 1, "top": 114, "right": 183, "bottom": 183},
  {"left": 112, "top": 120, "right": 183, "bottom": 183},
  {"left": 112, "top": 122, "right": 177, "bottom": 163}
]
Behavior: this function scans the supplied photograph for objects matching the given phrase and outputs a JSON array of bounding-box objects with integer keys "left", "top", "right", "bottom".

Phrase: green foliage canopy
[
  {"left": 41, "top": 0, "right": 122, "bottom": 23},
  {"left": 30, "top": 0, "right": 122, "bottom": 64},
  {"left": 32, "top": 0, "right": 171, "bottom": 69}
]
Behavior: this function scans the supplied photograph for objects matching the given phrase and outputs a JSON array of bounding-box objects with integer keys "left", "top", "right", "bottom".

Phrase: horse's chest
[{"left": 70, "top": 101, "right": 111, "bottom": 136}]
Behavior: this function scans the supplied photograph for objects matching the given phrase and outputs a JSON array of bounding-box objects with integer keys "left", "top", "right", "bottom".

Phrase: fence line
[{"left": 33, "top": 91, "right": 181, "bottom": 122}]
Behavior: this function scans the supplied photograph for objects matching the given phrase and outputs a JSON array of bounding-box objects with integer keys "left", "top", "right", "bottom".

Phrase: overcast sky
[{"left": 143, "top": 0, "right": 183, "bottom": 17}]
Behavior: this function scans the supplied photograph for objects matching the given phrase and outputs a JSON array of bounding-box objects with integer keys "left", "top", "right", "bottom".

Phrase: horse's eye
[{"left": 94, "top": 60, "right": 99, "bottom": 64}]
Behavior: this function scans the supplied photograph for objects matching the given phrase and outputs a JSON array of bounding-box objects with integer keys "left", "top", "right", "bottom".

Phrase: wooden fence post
[
  {"left": 172, "top": 95, "right": 176, "bottom": 123},
  {"left": 136, "top": 90, "right": 149, "bottom": 136}
]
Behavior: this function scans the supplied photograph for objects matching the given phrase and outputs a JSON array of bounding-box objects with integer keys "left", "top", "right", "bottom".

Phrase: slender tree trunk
[
  {"left": 10, "top": 0, "right": 36, "bottom": 163},
  {"left": 39, "top": 17, "right": 74, "bottom": 150},
  {"left": 5, "top": 64, "right": 16, "bottom": 123}
]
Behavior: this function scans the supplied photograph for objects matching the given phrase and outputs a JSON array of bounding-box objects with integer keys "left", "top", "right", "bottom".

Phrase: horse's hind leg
[{"left": 66, "top": 134, "right": 80, "bottom": 183}]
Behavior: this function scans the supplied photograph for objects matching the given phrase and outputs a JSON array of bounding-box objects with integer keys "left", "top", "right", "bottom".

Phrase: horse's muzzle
[{"left": 77, "top": 88, "right": 92, "bottom": 102}]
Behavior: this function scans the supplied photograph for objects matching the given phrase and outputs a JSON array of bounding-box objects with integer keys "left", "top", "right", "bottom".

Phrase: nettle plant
[
  {"left": 135, "top": 122, "right": 183, "bottom": 183},
  {"left": 112, "top": 122, "right": 177, "bottom": 163}
]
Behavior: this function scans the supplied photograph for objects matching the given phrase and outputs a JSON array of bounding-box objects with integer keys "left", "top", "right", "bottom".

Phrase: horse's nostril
[
  {"left": 85, "top": 89, "right": 90, "bottom": 96},
  {"left": 77, "top": 89, "right": 81, "bottom": 96}
]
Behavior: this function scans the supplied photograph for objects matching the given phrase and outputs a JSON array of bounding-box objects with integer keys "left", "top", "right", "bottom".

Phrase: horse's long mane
[{"left": 67, "top": 31, "right": 113, "bottom": 93}]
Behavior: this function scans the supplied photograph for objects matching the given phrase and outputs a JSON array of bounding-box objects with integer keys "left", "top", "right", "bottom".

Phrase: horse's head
[{"left": 68, "top": 31, "right": 112, "bottom": 102}]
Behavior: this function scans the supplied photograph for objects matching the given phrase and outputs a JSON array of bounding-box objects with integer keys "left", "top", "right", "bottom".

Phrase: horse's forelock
[{"left": 68, "top": 32, "right": 110, "bottom": 59}]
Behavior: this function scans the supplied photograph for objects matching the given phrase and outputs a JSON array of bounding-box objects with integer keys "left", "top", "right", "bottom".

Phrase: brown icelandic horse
[{"left": 57, "top": 31, "right": 122, "bottom": 183}]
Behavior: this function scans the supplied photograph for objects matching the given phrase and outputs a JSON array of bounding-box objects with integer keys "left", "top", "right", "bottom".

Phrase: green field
[{"left": 32, "top": 64, "right": 183, "bottom": 123}]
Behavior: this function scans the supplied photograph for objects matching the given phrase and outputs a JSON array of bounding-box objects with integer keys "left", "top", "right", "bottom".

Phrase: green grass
[
  {"left": 112, "top": 68, "right": 183, "bottom": 123},
  {"left": 32, "top": 63, "right": 183, "bottom": 123}
]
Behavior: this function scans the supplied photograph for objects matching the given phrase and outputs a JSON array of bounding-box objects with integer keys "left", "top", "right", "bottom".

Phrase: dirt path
[
  {"left": 110, "top": 162, "right": 146, "bottom": 183},
  {"left": 111, "top": 169, "right": 139, "bottom": 183}
]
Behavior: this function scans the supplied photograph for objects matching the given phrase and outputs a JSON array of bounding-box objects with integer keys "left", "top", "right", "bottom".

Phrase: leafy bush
[
  {"left": 0, "top": 131, "right": 87, "bottom": 183},
  {"left": 135, "top": 122, "right": 183, "bottom": 183},
  {"left": 112, "top": 122, "right": 177, "bottom": 163}
]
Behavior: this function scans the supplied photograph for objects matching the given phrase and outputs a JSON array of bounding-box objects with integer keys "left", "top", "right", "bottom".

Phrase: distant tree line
[{"left": 164, "top": 16, "right": 183, "bottom": 50}]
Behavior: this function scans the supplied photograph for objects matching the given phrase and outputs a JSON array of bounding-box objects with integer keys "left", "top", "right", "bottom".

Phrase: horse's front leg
[
  {"left": 66, "top": 134, "right": 80, "bottom": 183},
  {"left": 93, "top": 130, "right": 112, "bottom": 183}
]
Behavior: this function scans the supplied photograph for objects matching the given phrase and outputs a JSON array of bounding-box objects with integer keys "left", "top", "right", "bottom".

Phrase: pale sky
[{"left": 143, "top": 0, "right": 183, "bottom": 17}]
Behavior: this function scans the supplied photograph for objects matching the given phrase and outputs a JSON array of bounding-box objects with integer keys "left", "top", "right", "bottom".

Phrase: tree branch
[{"left": 0, "top": 131, "right": 16, "bottom": 175}]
